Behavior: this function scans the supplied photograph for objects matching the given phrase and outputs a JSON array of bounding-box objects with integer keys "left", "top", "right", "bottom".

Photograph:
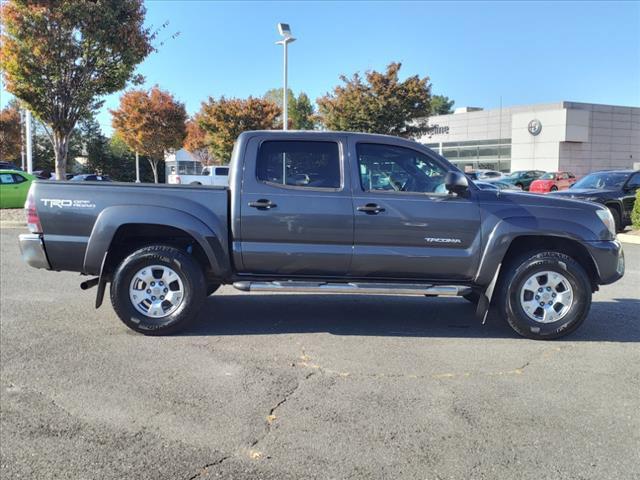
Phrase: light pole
[{"left": 276, "top": 23, "right": 296, "bottom": 131}]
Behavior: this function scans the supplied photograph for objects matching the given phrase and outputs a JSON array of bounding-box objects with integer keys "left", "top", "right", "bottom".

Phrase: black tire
[
  {"left": 495, "top": 250, "right": 592, "bottom": 340},
  {"left": 463, "top": 291, "right": 480, "bottom": 304},
  {"left": 550, "top": 186, "right": 558, "bottom": 192},
  {"left": 207, "top": 283, "right": 221, "bottom": 296},
  {"left": 110, "top": 245, "right": 205, "bottom": 335},
  {"left": 515, "top": 183, "right": 524, "bottom": 190},
  {"left": 607, "top": 206, "right": 622, "bottom": 233}
]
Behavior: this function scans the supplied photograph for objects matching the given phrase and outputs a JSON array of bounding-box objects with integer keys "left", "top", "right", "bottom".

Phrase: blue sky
[{"left": 2, "top": 1, "right": 639, "bottom": 135}]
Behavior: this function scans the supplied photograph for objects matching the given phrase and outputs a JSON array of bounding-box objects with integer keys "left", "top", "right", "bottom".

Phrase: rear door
[
  {"left": 238, "top": 135, "right": 354, "bottom": 276},
  {"left": 348, "top": 140, "right": 482, "bottom": 280}
]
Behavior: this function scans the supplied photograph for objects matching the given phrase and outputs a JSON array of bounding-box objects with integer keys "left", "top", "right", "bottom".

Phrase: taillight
[
  {"left": 25, "top": 190, "right": 42, "bottom": 234},
  {"left": 175, "top": 175, "right": 181, "bottom": 184}
]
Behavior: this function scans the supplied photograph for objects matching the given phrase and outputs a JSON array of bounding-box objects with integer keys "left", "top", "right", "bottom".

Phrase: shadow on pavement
[{"left": 185, "top": 294, "right": 640, "bottom": 342}]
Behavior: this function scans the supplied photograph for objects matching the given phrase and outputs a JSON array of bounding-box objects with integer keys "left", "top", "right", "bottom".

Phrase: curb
[
  {"left": 618, "top": 233, "right": 640, "bottom": 245},
  {"left": 0, "top": 221, "right": 26, "bottom": 229}
]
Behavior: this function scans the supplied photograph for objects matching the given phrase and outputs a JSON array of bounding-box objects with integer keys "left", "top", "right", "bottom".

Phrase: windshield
[
  {"left": 572, "top": 172, "right": 628, "bottom": 189},
  {"left": 540, "top": 173, "right": 556, "bottom": 180},
  {"left": 507, "top": 171, "right": 524, "bottom": 178}
]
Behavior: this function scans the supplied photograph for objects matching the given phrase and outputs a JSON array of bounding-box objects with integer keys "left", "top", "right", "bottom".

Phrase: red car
[{"left": 529, "top": 171, "right": 577, "bottom": 193}]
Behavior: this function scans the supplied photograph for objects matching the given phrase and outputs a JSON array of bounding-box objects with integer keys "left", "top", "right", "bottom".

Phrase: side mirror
[{"left": 445, "top": 171, "right": 469, "bottom": 196}]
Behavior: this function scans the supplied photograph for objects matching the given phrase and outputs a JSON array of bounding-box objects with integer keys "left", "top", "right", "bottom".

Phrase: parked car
[
  {"left": 69, "top": 174, "right": 112, "bottom": 182},
  {"left": 530, "top": 171, "right": 577, "bottom": 193},
  {"left": 501, "top": 170, "right": 546, "bottom": 191},
  {"left": 550, "top": 169, "right": 640, "bottom": 231},
  {"left": 0, "top": 161, "right": 22, "bottom": 171},
  {"left": 19, "top": 131, "right": 624, "bottom": 340},
  {"left": 0, "top": 169, "right": 35, "bottom": 208},
  {"left": 467, "top": 169, "right": 503, "bottom": 181},
  {"left": 167, "top": 166, "right": 229, "bottom": 186}
]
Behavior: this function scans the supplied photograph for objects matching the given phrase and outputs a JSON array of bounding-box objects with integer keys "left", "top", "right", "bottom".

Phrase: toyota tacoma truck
[{"left": 19, "top": 131, "right": 625, "bottom": 339}]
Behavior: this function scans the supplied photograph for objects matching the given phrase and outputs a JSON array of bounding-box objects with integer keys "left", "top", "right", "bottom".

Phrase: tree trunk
[
  {"left": 149, "top": 158, "right": 159, "bottom": 183},
  {"left": 52, "top": 131, "right": 69, "bottom": 181}
]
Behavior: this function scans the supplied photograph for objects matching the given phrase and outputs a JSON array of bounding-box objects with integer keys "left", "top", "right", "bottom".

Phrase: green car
[
  {"left": 501, "top": 170, "right": 546, "bottom": 191},
  {"left": 0, "top": 169, "right": 35, "bottom": 209}
]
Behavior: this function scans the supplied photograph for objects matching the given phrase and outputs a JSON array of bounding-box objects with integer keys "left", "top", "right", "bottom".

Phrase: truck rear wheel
[
  {"left": 110, "top": 245, "right": 205, "bottom": 335},
  {"left": 496, "top": 251, "right": 592, "bottom": 340}
]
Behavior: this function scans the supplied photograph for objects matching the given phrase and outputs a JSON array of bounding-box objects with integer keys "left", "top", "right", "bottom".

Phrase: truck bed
[{"left": 32, "top": 181, "right": 229, "bottom": 273}]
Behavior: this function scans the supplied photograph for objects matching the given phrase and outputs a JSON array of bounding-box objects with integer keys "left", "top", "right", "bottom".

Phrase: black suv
[{"left": 550, "top": 169, "right": 640, "bottom": 231}]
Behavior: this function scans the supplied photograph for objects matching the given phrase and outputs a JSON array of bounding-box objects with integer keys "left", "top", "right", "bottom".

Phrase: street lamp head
[{"left": 277, "top": 23, "right": 293, "bottom": 38}]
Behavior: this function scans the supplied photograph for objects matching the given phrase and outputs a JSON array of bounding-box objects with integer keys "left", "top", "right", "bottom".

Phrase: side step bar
[{"left": 233, "top": 281, "right": 471, "bottom": 297}]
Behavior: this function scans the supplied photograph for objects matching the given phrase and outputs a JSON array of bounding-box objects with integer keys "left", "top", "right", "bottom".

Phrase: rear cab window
[{"left": 256, "top": 141, "right": 341, "bottom": 189}]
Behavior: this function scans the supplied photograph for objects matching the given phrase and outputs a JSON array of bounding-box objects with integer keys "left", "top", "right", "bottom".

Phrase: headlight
[{"left": 596, "top": 209, "right": 616, "bottom": 237}]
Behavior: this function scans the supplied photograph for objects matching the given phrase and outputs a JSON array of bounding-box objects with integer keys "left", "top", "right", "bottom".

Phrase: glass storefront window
[{"left": 425, "top": 139, "right": 511, "bottom": 172}]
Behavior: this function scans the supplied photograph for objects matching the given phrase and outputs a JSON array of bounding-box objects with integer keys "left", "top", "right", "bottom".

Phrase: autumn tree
[
  {"left": 184, "top": 114, "right": 215, "bottom": 164},
  {"left": 263, "top": 88, "right": 315, "bottom": 129},
  {"left": 0, "top": 99, "right": 22, "bottom": 163},
  {"left": 0, "top": 0, "right": 154, "bottom": 180},
  {"left": 197, "top": 97, "right": 280, "bottom": 163},
  {"left": 431, "top": 95, "right": 455, "bottom": 115},
  {"left": 317, "top": 62, "right": 432, "bottom": 138},
  {"left": 111, "top": 86, "right": 187, "bottom": 183}
]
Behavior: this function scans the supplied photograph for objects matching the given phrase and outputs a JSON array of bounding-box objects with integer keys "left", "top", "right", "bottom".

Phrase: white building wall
[{"left": 418, "top": 101, "right": 640, "bottom": 175}]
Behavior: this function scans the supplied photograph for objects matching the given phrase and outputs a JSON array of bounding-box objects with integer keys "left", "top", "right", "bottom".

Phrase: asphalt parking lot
[{"left": 1, "top": 226, "right": 639, "bottom": 480}]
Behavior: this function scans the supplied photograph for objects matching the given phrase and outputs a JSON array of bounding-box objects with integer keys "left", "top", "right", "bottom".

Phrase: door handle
[
  {"left": 357, "top": 203, "right": 385, "bottom": 214},
  {"left": 248, "top": 199, "right": 277, "bottom": 210}
]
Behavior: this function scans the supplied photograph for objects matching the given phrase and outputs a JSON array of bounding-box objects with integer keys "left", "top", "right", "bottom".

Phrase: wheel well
[
  {"left": 501, "top": 236, "right": 599, "bottom": 291},
  {"left": 604, "top": 202, "right": 621, "bottom": 215},
  {"left": 103, "top": 224, "right": 213, "bottom": 280}
]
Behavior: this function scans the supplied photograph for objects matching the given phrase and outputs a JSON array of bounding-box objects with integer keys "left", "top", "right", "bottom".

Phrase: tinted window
[
  {"left": 257, "top": 141, "right": 341, "bottom": 189},
  {"left": 627, "top": 173, "right": 640, "bottom": 189},
  {"left": 215, "top": 167, "right": 229, "bottom": 176},
  {"left": 12, "top": 174, "right": 27, "bottom": 184},
  {"left": 357, "top": 143, "right": 448, "bottom": 194},
  {"left": 573, "top": 172, "right": 628, "bottom": 189}
]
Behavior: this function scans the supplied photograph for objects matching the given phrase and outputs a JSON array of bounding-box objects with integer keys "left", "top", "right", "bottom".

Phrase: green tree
[
  {"left": 0, "top": 0, "right": 154, "bottom": 180},
  {"left": 263, "top": 88, "right": 315, "bottom": 130},
  {"left": 197, "top": 96, "right": 280, "bottom": 163},
  {"left": 317, "top": 62, "right": 432, "bottom": 138},
  {"left": 431, "top": 95, "right": 455, "bottom": 115},
  {"left": 632, "top": 190, "right": 640, "bottom": 230},
  {"left": 291, "top": 92, "right": 315, "bottom": 130}
]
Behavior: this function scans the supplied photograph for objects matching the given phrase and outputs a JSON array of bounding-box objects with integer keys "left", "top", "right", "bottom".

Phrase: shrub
[{"left": 632, "top": 189, "right": 640, "bottom": 230}]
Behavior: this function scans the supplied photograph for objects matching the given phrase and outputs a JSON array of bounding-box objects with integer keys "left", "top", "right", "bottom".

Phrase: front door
[
  {"left": 348, "top": 141, "right": 482, "bottom": 280},
  {"left": 238, "top": 135, "right": 354, "bottom": 276}
]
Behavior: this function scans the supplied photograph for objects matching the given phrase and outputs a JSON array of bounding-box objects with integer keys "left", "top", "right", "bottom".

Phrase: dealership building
[{"left": 418, "top": 101, "right": 640, "bottom": 175}]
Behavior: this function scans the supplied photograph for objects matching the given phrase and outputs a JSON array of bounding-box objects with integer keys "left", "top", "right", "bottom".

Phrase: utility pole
[
  {"left": 276, "top": 23, "right": 296, "bottom": 131},
  {"left": 135, "top": 151, "right": 140, "bottom": 183},
  {"left": 25, "top": 109, "right": 33, "bottom": 174},
  {"left": 20, "top": 109, "right": 26, "bottom": 170}
]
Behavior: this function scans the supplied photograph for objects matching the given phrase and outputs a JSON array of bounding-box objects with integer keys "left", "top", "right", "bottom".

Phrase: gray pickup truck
[{"left": 19, "top": 131, "right": 625, "bottom": 339}]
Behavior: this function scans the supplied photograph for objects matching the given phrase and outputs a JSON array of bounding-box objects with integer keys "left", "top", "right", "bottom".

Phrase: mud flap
[
  {"left": 476, "top": 263, "right": 502, "bottom": 324},
  {"left": 95, "top": 252, "right": 109, "bottom": 309}
]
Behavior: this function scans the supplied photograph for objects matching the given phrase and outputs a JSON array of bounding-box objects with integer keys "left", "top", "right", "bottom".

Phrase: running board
[{"left": 233, "top": 281, "right": 471, "bottom": 297}]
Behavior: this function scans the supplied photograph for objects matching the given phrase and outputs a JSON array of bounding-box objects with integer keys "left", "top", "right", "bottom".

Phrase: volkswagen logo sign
[{"left": 528, "top": 119, "right": 542, "bottom": 136}]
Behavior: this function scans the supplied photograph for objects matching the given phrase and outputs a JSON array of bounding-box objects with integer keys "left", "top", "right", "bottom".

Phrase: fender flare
[
  {"left": 474, "top": 215, "right": 599, "bottom": 286},
  {"left": 83, "top": 205, "right": 228, "bottom": 277}
]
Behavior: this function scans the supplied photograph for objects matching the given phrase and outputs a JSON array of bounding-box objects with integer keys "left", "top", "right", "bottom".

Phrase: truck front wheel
[
  {"left": 110, "top": 245, "right": 206, "bottom": 335},
  {"left": 496, "top": 251, "right": 592, "bottom": 340}
]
